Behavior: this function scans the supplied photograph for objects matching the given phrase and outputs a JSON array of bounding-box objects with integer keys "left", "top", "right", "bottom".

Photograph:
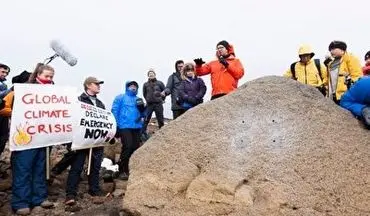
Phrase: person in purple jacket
[{"left": 177, "top": 63, "right": 207, "bottom": 112}]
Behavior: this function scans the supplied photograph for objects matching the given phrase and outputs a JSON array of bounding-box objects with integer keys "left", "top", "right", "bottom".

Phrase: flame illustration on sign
[{"left": 13, "top": 124, "right": 32, "bottom": 145}]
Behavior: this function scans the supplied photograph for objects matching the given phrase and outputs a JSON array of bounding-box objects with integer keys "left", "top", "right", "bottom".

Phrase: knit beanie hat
[{"left": 216, "top": 40, "right": 231, "bottom": 50}]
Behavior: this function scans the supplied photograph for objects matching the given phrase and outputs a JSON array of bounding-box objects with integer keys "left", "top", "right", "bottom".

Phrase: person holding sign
[
  {"left": 112, "top": 80, "right": 145, "bottom": 180},
  {"left": 65, "top": 77, "right": 107, "bottom": 206},
  {"left": 11, "top": 63, "right": 55, "bottom": 215}
]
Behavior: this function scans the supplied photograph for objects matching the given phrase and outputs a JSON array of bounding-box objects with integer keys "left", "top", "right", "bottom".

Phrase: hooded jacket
[
  {"left": 111, "top": 81, "right": 143, "bottom": 129},
  {"left": 195, "top": 44, "right": 244, "bottom": 96},
  {"left": 340, "top": 76, "right": 370, "bottom": 118},
  {"left": 284, "top": 45, "right": 328, "bottom": 87}
]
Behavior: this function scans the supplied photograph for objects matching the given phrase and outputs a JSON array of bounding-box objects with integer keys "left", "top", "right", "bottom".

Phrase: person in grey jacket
[
  {"left": 143, "top": 69, "right": 166, "bottom": 133},
  {"left": 162, "top": 60, "right": 186, "bottom": 119}
]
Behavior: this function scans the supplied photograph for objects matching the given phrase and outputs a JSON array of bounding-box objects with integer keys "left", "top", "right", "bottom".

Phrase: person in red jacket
[
  {"left": 362, "top": 51, "right": 370, "bottom": 76},
  {"left": 194, "top": 40, "right": 244, "bottom": 100}
]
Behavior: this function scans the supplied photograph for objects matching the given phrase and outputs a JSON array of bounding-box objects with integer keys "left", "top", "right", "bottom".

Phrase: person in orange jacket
[
  {"left": 0, "top": 71, "right": 31, "bottom": 159},
  {"left": 194, "top": 40, "right": 245, "bottom": 100}
]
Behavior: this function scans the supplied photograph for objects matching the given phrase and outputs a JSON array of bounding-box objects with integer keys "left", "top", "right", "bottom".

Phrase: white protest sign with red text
[
  {"left": 9, "top": 84, "right": 78, "bottom": 151},
  {"left": 71, "top": 101, "right": 116, "bottom": 150}
]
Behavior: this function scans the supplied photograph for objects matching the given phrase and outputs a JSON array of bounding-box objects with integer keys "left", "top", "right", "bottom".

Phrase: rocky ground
[{"left": 0, "top": 118, "right": 168, "bottom": 216}]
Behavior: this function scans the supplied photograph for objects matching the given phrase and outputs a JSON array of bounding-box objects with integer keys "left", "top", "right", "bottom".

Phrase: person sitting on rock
[
  {"left": 112, "top": 81, "right": 145, "bottom": 180},
  {"left": 194, "top": 40, "right": 244, "bottom": 100},
  {"left": 340, "top": 76, "right": 370, "bottom": 128},
  {"left": 284, "top": 45, "right": 328, "bottom": 96},
  {"left": 178, "top": 63, "right": 207, "bottom": 111},
  {"left": 65, "top": 77, "right": 107, "bottom": 206},
  {"left": 362, "top": 51, "right": 370, "bottom": 76},
  {"left": 326, "top": 40, "right": 362, "bottom": 104}
]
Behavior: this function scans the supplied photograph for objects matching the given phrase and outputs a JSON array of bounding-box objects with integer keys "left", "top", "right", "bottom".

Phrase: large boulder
[{"left": 123, "top": 76, "right": 370, "bottom": 216}]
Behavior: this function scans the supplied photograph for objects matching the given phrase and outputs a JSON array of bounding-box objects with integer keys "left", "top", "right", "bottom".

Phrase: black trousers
[
  {"left": 66, "top": 147, "right": 103, "bottom": 198},
  {"left": 51, "top": 143, "right": 75, "bottom": 175},
  {"left": 143, "top": 103, "right": 164, "bottom": 131},
  {"left": 118, "top": 129, "right": 141, "bottom": 174},
  {"left": 0, "top": 116, "right": 9, "bottom": 157}
]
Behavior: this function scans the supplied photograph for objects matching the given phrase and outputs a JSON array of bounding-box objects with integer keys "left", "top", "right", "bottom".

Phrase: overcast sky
[{"left": 1, "top": 0, "right": 368, "bottom": 118}]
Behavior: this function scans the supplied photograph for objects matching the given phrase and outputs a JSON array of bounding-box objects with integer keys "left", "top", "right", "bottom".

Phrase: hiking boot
[
  {"left": 40, "top": 200, "right": 54, "bottom": 209},
  {"left": 15, "top": 208, "right": 31, "bottom": 215},
  {"left": 65, "top": 196, "right": 76, "bottom": 206},
  {"left": 118, "top": 172, "right": 129, "bottom": 181}
]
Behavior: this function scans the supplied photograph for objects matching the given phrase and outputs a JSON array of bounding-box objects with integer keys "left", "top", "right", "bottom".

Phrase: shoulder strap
[
  {"left": 314, "top": 59, "right": 322, "bottom": 79},
  {"left": 290, "top": 62, "right": 297, "bottom": 80}
]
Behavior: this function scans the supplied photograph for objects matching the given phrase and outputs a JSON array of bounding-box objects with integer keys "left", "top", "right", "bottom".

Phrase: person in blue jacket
[
  {"left": 340, "top": 76, "right": 370, "bottom": 127},
  {"left": 111, "top": 81, "right": 145, "bottom": 180}
]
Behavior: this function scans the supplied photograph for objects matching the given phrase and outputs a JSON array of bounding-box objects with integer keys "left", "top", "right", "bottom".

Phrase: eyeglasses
[{"left": 217, "top": 46, "right": 226, "bottom": 50}]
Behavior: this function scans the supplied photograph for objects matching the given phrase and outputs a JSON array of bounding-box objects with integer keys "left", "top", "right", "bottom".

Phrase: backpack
[{"left": 290, "top": 59, "right": 322, "bottom": 81}]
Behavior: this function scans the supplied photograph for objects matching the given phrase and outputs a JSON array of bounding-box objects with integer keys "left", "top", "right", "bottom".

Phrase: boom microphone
[{"left": 47, "top": 40, "right": 78, "bottom": 66}]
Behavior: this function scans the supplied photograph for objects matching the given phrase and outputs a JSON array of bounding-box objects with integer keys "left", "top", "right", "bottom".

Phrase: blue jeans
[
  {"left": 11, "top": 148, "right": 47, "bottom": 211},
  {"left": 66, "top": 147, "right": 103, "bottom": 198}
]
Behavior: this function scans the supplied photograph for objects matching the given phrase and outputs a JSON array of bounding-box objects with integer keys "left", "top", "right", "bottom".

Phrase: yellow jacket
[
  {"left": 326, "top": 52, "right": 362, "bottom": 100},
  {"left": 284, "top": 59, "right": 328, "bottom": 87}
]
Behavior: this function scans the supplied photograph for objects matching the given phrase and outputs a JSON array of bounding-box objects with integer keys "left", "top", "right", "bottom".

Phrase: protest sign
[
  {"left": 9, "top": 84, "right": 78, "bottom": 151},
  {"left": 71, "top": 101, "right": 116, "bottom": 150}
]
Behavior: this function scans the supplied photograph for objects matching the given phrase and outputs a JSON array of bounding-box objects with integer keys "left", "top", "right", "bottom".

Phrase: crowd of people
[
  {"left": 0, "top": 40, "right": 245, "bottom": 215},
  {"left": 1, "top": 39, "right": 370, "bottom": 215}
]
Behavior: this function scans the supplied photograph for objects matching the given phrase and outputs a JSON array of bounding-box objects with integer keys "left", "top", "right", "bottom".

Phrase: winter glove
[
  {"left": 194, "top": 58, "right": 205, "bottom": 66},
  {"left": 344, "top": 75, "right": 353, "bottom": 89},
  {"left": 219, "top": 56, "right": 229, "bottom": 67},
  {"left": 361, "top": 106, "right": 370, "bottom": 127}
]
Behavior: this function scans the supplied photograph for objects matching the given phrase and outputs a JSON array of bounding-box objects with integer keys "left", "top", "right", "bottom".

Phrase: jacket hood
[
  {"left": 125, "top": 81, "right": 139, "bottom": 95},
  {"left": 298, "top": 45, "right": 315, "bottom": 57}
]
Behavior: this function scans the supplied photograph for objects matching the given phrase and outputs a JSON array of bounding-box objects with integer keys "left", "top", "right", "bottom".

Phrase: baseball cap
[{"left": 84, "top": 76, "right": 104, "bottom": 86}]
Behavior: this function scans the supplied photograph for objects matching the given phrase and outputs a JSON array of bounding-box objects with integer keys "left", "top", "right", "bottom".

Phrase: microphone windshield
[{"left": 50, "top": 40, "right": 78, "bottom": 66}]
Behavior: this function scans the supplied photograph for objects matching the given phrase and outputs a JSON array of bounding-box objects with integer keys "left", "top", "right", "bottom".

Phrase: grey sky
[{"left": 1, "top": 0, "right": 368, "bottom": 118}]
